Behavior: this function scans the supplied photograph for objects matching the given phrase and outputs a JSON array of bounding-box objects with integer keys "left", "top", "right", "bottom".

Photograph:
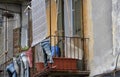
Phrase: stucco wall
[
  {"left": 92, "top": 0, "right": 112, "bottom": 59},
  {"left": 0, "top": 4, "right": 20, "bottom": 64},
  {"left": 91, "top": 0, "right": 113, "bottom": 76}
]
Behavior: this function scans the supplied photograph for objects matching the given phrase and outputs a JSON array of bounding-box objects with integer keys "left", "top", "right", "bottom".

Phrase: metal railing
[
  {"left": 0, "top": 35, "right": 90, "bottom": 77},
  {"left": 50, "top": 35, "right": 89, "bottom": 71}
]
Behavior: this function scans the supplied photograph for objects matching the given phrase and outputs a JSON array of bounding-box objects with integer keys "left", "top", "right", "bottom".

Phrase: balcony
[{"left": 34, "top": 36, "right": 90, "bottom": 77}]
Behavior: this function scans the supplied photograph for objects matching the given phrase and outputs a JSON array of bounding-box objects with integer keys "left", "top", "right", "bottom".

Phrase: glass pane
[
  {"left": 72, "top": 0, "right": 82, "bottom": 37},
  {"left": 72, "top": 0, "right": 81, "bottom": 11},
  {"left": 57, "top": 0, "right": 64, "bottom": 57}
]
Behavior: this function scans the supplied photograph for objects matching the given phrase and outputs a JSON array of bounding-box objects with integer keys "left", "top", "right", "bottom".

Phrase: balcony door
[{"left": 63, "top": 0, "right": 83, "bottom": 59}]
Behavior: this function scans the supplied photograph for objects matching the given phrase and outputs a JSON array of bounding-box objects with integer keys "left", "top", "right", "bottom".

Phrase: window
[
  {"left": 57, "top": 0, "right": 64, "bottom": 36},
  {"left": 72, "top": 0, "right": 83, "bottom": 37},
  {"left": 56, "top": 0, "right": 64, "bottom": 57}
]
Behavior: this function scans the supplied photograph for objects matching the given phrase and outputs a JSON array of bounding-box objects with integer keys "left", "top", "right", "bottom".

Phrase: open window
[{"left": 56, "top": 0, "right": 83, "bottom": 58}]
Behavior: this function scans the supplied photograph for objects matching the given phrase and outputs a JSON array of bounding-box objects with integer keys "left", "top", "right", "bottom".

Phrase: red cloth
[{"left": 25, "top": 48, "right": 33, "bottom": 68}]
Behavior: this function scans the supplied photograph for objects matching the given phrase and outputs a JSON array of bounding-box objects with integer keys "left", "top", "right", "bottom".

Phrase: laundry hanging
[{"left": 6, "top": 48, "right": 32, "bottom": 77}]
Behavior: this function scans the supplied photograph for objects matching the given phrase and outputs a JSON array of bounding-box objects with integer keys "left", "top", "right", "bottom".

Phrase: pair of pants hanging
[
  {"left": 20, "top": 53, "right": 30, "bottom": 77},
  {"left": 13, "top": 57, "right": 19, "bottom": 77},
  {"left": 16, "top": 53, "right": 29, "bottom": 77},
  {"left": 6, "top": 62, "right": 17, "bottom": 77},
  {"left": 40, "top": 38, "right": 53, "bottom": 67}
]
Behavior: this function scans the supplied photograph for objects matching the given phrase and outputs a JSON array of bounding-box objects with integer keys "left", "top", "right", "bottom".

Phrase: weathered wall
[
  {"left": 0, "top": 4, "right": 20, "bottom": 64},
  {"left": 92, "top": 0, "right": 112, "bottom": 59},
  {"left": 83, "top": 0, "right": 93, "bottom": 71},
  {"left": 90, "top": 0, "right": 114, "bottom": 76}
]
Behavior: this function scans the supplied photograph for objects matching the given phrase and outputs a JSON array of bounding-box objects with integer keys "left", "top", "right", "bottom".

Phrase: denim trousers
[
  {"left": 20, "top": 53, "right": 29, "bottom": 77},
  {"left": 40, "top": 38, "right": 53, "bottom": 67},
  {"left": 6, "top": 62, "right": 17, "bottom": 77},
  {"left": 13, "top": 57, "right": 19, "bottom": 77},
  {"left": 18, "top": 57, "right": 24, "bottom": 77}
]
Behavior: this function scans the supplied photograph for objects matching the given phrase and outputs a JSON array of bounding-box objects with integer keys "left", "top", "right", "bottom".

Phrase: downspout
[{"left": 28, "top": 7, "right": 31, "bottom": 47}]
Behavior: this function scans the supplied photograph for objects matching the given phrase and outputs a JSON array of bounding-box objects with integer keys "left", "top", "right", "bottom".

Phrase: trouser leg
[{"left": 43, "top": 48, "right": 48, "bottom": 67}]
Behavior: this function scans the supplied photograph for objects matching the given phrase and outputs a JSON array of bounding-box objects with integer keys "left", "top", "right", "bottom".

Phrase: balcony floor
[
  {"left": 34, "top": 68, "right": 90, "bottom": 77},
  {"left": 34, "top": 57, "right": 89, "bottom": 77}
]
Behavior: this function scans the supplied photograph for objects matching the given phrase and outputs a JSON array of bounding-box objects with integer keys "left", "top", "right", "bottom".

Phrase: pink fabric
[{"left": 25, "top": 48, "right": 33, "bottom": 68}]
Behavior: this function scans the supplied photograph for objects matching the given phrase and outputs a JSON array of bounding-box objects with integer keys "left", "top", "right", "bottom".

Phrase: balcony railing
[
  {"left": 35, "top": 35, "right": 89, "bottom": 73},
  {"left": 0, "top": 36, "right": 89, "bottom": 76},
  {"left": 50, "top": 36, "right": 85, "bottom": 58}
]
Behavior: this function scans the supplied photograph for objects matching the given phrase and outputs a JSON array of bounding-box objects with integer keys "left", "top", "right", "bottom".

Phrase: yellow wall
[
  {"left": 83, "top": 0, "right": 93, "bottom": 70},
  {"left": 46, "top": 0, "right": 57, "bottom": 46}
]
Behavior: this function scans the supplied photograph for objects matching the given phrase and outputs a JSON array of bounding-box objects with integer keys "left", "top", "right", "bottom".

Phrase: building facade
[{"left": 0, "top": 0, "right": 120, "bottom": 77}]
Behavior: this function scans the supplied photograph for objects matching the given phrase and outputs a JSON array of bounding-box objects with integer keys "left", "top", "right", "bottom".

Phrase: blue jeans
[
  {"left": 18, "top": 57, "right": 24, "bottom": 77},
  {"left": 13, "top": 57, "right": 19, "bottom": 76},
  {"left": 20, "top": 53, "right": 29, "bottom": 77},
  {"left": 6, "top": 62, "right": 17, "bottom": 77},
  {"left": 41, "top": 38, "right": 53, "bottom": 67}
]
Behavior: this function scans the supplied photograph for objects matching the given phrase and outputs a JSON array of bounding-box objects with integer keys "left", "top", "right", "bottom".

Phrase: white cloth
[{"left": 31, "top": 0, "right": 48, "bottom": 47}]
